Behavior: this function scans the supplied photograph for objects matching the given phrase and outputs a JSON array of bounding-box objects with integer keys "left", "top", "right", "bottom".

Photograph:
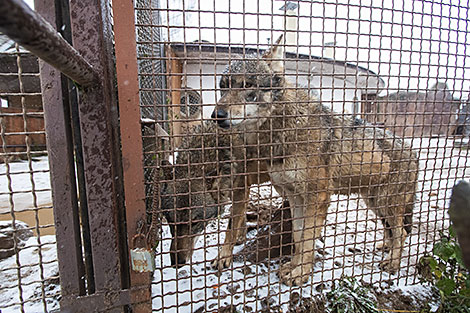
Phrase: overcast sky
[
  {"left": 26, "top": 0, "right": 470, "bottom": 100},
  {"left": 162, "top": 0, "right": 470, "bottom": 100},
  {"left": 25, "top": 0, "right": 33, "bottom": 9}
]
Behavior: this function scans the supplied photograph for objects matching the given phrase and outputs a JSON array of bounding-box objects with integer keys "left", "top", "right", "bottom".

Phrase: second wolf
[
  {"left": 159, "top": 122, "right": 270, "bottom": 266},
  {"left": 212, "top": 37, "right": 418, "bottom": 285}
]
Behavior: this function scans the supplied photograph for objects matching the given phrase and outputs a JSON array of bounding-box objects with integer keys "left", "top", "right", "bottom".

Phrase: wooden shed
[
  {"left": 0, "top": 37, "right": 45, "bottom": 157},
  {"left": 362, "top": 82, "right": 460, "bottom": 137}
]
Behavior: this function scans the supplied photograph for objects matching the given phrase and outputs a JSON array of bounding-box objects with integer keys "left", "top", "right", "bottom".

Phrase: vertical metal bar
[
  {"left": 112, "top": 0, "right": 152, "bottom": 311},
  {"left": 68, "top": 83, "right": 96, "bottom": 294},
  {"left": 55, "top": 0, "right": 96, "bottom": 294},
  {"left": 34, "top": 0, "right": 86, "bottom": 299},
  {"left": 67, "top": 0, "right": 127, "bottom": 296}
]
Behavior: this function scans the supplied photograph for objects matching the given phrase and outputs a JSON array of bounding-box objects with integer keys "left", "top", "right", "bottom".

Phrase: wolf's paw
[
  {"left": 376, "top": 241, "right": 391, "bottom": 252},
  {"left": 379, "top": 258, "right": 399, "bottom": 274},
  {"left": 279, "top": 261, "right": 293, "bottom": 279},
  {"left": 235, "top": 229, "right": 247, "bottom": 245},
  {"left": 211, "top": 247, "right": 233, "bottom": 270},
  {"left": 279, "top": 262, "right": 311, "bottom": 286}
]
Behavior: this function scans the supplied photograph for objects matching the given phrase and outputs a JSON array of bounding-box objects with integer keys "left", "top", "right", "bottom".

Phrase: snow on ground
[
  {"left": 0, "top": 157, "right": 59, "bottom": 312},
  {"left": 0, "top": 138, "right": 469, "bottom": 312},
  {"left": 0, "top": 236, "right": 59, "bottom": 313},
  {"left": 152, "top": 137, "right": 470, "bottom": 312},
  {"left": 0, "top": 156, "right": 52, "bottom": 213}
]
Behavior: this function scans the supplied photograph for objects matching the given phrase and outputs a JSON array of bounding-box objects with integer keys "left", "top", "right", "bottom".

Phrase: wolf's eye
[
  {"left": 244, "top": 82, "right": 253, "bottom": 88},
  {"left": 220, "top": 77, "right": 228, "bottom": 89},
  {"left": 273, "top": 75, "right": 281, "bottom": 86},
  {"left": 246, "top": 93, "right": 257, "bottom": 102}
]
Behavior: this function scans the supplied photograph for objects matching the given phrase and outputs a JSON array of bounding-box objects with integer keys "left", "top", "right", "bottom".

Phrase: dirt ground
[
  {"left": 209, "top": 289, "right": 435, "bottom": 313},
  {"left": 228, "top": 199, "right": 437, "bottom": 313}
]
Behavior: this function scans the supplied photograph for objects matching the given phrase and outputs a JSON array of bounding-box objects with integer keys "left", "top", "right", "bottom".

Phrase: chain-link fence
[
  {"left": 1, "top": 0, "right": 470, "bottom": 312},
  {"left": 0, "top": 44, "right": 59, "bottom": 312},
  {"left": 138, "top": 0, "right": 470, "bottom": 312}
]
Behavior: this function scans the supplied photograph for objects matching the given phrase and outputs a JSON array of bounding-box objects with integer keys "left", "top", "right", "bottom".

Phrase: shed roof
[{"left": 170, "top": 42, "right": 385, "bottom": 94}]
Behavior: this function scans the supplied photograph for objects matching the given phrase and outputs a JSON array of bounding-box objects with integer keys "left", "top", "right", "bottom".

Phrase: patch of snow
[
  {"left": 0, "top": 156, "right": 52, "bottom": 213},
  {"left": 152, "top": 137, "right": 470, "bottom": 312},
  {"left": 0, "top": 235, "right": 59, "bottom": 313},
  {"left": 0, "top": 138, "right": 468, "bottom": 312}
]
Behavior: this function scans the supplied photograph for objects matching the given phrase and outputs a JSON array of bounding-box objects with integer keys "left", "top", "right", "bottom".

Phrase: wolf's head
[{"left": 212, "top": 36, "right": 286, "bottom": 130}]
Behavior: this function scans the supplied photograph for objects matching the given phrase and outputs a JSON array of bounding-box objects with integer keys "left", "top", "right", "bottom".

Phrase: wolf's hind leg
[
  {"left": 379, "top": 215, "right": 407, "bottom": 273},
  {"left": 376, "top": 223, "right": 392, "bottom": 252},
  {"left": 365, "top": 195, "right": 393, "bottom": 251}
]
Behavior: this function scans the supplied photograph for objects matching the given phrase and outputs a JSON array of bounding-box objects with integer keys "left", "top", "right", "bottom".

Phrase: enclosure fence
[
  {"left": 0, "top": 0, "right": 469, "bottom": 312},
  {"left": 0, "top": 44, "right": 57, "bottom": 312},
  {"left": 139, "top": 0, "right": 470, "bottom": 312}
]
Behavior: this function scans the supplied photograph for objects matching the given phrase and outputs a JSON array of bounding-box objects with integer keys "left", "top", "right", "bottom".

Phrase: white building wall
[{"left": 184, "top": 63, "right": 362, "bottom": 119}]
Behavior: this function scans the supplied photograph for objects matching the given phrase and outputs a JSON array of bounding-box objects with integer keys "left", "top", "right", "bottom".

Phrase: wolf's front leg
[
  {"left": 279, "top": 215, "right": 314, "bottom": 286},
  {"left": 280, "top": 192, "right": 329, "bottom": 286},
  {"left": 212, "top": 187, "right": 248, "bottom": 270}
]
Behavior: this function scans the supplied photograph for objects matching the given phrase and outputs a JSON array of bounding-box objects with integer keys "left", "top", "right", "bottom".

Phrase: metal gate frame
[{"left": 0, "top": 0, "right": 152, "bottom": 311}]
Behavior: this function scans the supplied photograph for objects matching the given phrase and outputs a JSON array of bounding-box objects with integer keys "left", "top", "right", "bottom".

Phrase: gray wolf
[
  {"left": 211, "top": 36, "right": 418, "bottom": 285},
  {"left": 159, "top": 121, "right": 270, "bottom": 266}
]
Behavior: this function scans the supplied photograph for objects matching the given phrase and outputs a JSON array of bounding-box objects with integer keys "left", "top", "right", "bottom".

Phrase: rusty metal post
[
  {"left": 113, "top": 0, "right": 152, "bottom": 311},
  {"left": 66, "top": 0, "right": 129, "bottom": 304},
  {"left": 34, "top": 0, "right": 87, "bottom": 299},
  {"left": 0, "top": 0, "right": 100, "bottom": 88},
  {"left": 26, "top": 0, "right": 149, "bottom": 310}
]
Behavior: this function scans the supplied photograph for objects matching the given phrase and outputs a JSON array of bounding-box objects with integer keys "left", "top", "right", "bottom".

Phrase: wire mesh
[
  {"left": 135, "top": 0, "right": 169, "bottom": 216},
  {"left": 133, "top": 0, "right": 470, "bottom": 312},
  {"left": 0, "top": 45, "right": 59, "bottom": 312}
]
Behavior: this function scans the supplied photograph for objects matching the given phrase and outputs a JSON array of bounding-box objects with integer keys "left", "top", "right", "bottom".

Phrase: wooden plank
[{"left": 166, "top": 47, "right": 183, "bottom": 148}]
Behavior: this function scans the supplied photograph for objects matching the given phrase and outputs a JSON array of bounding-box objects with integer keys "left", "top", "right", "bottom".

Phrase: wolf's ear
[{"left": 263, "top": 35, "right": 285, "bottom": 72}]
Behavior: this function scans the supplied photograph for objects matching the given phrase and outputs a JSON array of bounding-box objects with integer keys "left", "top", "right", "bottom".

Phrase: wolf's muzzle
[{"left": 211, "top": 108, "right": 231, "bottom": 129}]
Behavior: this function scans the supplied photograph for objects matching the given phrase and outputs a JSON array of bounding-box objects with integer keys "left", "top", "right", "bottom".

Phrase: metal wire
[
  {"left": 3, "top": 0, "right": 469, "bottom": 312},
  {"left": 0, "top": 46, "right": 58, "bottom": 312},
  {"left": 133, "top": 0, "right": 470, "bottom": 312}
]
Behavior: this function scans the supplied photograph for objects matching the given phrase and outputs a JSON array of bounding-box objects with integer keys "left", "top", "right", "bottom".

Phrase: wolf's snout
[
  {"left": 211, "top": 108, "right": 228, "bottom": 119},
  {"left": 211, "top": 108, "right": 231, "bottom": 128}
]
